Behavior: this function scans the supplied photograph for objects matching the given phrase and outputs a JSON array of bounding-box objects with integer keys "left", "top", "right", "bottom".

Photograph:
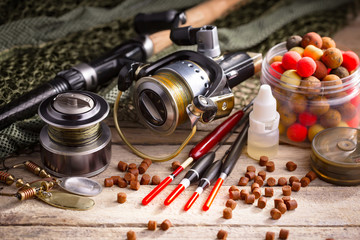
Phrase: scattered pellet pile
[{"left": 220, "top": 155, "right": 318, "bottom": 238}]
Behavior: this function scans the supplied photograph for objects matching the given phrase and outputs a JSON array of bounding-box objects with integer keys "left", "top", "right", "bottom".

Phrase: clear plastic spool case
[{"left": 311, "top": 127, "right": 360, "bottom": 185}]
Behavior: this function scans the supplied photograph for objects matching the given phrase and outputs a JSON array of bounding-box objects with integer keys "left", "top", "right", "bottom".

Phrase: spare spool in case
[
  {"left": 38, "top": 91, "right": 111, "bottom": 177},
  {"left": 311, "top": 127, "right": 360, "bottom": 186}
]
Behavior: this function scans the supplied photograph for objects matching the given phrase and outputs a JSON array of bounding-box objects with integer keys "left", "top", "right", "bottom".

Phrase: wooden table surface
[{"left": 1, "top": 12, "right": 360, "bottom": 240}]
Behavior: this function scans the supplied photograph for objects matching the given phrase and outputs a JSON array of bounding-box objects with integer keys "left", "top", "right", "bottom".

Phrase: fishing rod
[{"left": 0, "top": 0, "right": 244, "bottom": 131}]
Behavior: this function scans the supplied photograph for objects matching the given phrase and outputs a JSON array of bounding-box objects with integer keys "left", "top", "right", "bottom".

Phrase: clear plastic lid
[{"left": 311, "top": 127, "right": 360, "bottom": 185}]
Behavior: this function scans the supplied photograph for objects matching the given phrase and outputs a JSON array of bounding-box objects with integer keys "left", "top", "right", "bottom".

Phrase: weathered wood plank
[
  {"left": 109, "top": 122, "right": 242, "bottom": 145},
  {"left": 3, "top": 139, "right": 357, "bottom": 233},
  {"left": 2, "top": 183, "right": 360, "bottom": 226},
  {"left": 0, "top": 226, "right": 359, "bottom": 240},
  {"left": 2, "top": 143, "right": 325, "bottom": 188}
]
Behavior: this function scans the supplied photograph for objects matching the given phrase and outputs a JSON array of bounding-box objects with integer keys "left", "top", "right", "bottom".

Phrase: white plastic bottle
[{"left": 247, "top": 84, "right": 280, "bottom": 160}]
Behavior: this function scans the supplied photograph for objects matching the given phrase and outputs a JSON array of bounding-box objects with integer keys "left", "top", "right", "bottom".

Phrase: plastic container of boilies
[{"left": 261, "top": 42, "right": 360, "bottom": 147}]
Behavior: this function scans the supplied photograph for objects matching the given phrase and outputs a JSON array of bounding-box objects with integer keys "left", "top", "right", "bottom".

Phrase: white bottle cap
[{"left": 249, "top": 84, "right": 280, "bottom": 133}]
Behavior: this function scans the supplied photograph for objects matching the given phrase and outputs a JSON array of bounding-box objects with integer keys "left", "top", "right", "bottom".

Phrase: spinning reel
[{"left": 114, "top": 14, "right": 262, "bottom": 161}]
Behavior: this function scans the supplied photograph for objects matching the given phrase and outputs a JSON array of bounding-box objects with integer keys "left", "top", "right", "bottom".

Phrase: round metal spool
[
  {"left": 39, "top": 91, "right": 109, "bottom": 129},
  {"left": 133, "top": 60, "right": 210, "bottom": 136},
  {"left": 311, "top": 127, "right": 360, "bottom": 185},
  {"left": 38, "top": 91, "right": 111, "bottom": 177}
]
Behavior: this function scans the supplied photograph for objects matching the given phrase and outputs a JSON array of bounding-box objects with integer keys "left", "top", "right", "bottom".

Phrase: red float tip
[
  {"left": 202, "top": 204, "right": 210, "bottom": 211},
  {"left": 142, "top": 176, "right": 173, "bottom": 205},
  {"left": 142, "top": 197, "right": 150, "bottom": 206},
  {"left": 184, "top": 192, "right": 200, "bottom": 211},
  {"left": 202, "top": 178, "right": 224, "bottom": 211},
  {"left": 164, "top": 184, "right": 185, "bottom": 206}
]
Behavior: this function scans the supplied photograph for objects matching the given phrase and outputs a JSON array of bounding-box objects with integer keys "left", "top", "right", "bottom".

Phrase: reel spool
[
  {"left": 134, "top": 60, "right": 216, "bottom": 136},
  {"left": 311, "top": 127, "right": 360, "bottom": 185},
  {"left": 38, "top": 91, "right": 111, "bottom": 177}
]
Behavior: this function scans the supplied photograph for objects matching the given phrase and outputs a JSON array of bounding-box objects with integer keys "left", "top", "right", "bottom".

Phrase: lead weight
[{"left": 0, "top": 171, "right": 15, "bottom": 185}]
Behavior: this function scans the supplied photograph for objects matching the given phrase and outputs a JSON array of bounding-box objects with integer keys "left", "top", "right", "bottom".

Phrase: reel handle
[
  {"left": 149, "top": 0, "right": 243, "bottom": 54},
  {"left": 134, "top": 10, "right": 186, "bottom": 35}
]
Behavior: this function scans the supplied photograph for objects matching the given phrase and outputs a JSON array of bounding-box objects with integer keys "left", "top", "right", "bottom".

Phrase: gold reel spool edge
[
  {"left": 48, "top": 123, "right": 101, "bottom": 146},
  {"left": 114, "top": 91, "right": 196, "bottom": 162},
  {"left": 154, "top": 72, "right": 192, "bottom": 125}
]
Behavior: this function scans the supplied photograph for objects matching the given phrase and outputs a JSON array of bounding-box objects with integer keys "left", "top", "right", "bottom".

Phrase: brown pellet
[
  {"left": 258, "top": 170, "right": 266, "bottom": 180},
  {"left": 229, "top": 190, "right": 241, "bottom": 200},
  {"left": 259, "top": 156, "right": 269, "bottom": 166},
  {"left": 238, "top": 176, "right": 249, "bottom": 186},
  {"left": 240, "top": 189, "right": 249, "bottom": 200},
  {"left": 223, "top": 207, "right": 233, "bottom": 219},
  {"left": 140, "top": 174, "right": 151, "bottom": 185},
  {"left": 282, "top": 185, "right": 292, "bottom": 196},
  {"left": 279, "top": 229, "right": 290, "bottom": 239},
  {"left": 286, "top": 161, "right": 297, "bottom": 171},
  {"left": 300, "top": 176, "right": 311, "bottom": 187},
  {"left": 171, "top": 161, "right": 181, "bottom": 171},
  {"left": 278, "top": 177, "right": 287, "bottom": 186},
  {"left": 118, "top": 178, "right": 128, "bottom": 188},
  {"left": 128, "top": 163, "right": 137, "bottom": 169},
  {"left": 251, "top": 182, "right": 260, "bottom": 192},
  {"left": 286, "top": 199, "right": 298, "bottom": 210},
  {"left": 127, "top": 230, "right": 136, "bottom": 240},
  {"left": 160, "top": 219, "right": 172, "bottom": 231},
  {"left": 124, "top": 172, "right": 136, "bottom": 182},
  {"left": 117, "top": 161, "right": 128, "bottom": 172},
  {"left": 104, "top": 178, "right": 114, "bottom": 187},
  {"left": 291, "top": 181, "right": 301, "bottom": 192},
  {"left": 254, "top": 176, "right": 264, "bottom": 187},
  {"left": 266, "top": 161, "right": 275, "bottom": 172},
  {"left": 217, "top": 229, "right": 228, "bottom": 239},
  {"left": 229, "top": 185, "right": 239, "bottom": 193},
  {"left": 151, "top": 175, "right": 161, "bottom": 185},
  {"left": 142, "top": 158, "right": 152, "bottom": 167},
  {"left": 306, "top": 170, "right": 317, "bottom": 181},
  {"left": 245, "top": 171, "right": 256, "bottom": 180},
  {"left": 266, "top": 231, "right": 275, "bottom": 240},
  {"left": 147, "top": 220, "right": 157, "bottom": 230},
  {"left": 277, "top": 202, "right": 287, "bottom": 214},
  {"left": 257, "top": 196, "right": 267, "bottom": 209},
  {"left": 130, "top": 180, "right": 140, "bottom": 190},
  {"left": 117, "top": 192, "right": 127, "bottom": 203},
  {"left": 289, "top": 176, "right": 300, "bottom": 185},
  {"left": 128, "top": 168, "right": 139, "bottom": 177},
  {"left": 282, "top": 196, "right": 291, "bottom": 204},
  {"left": 247, "top": 165, "right": 256, "bottom": 172},
  {"left": 265, "top": 187, "right": 274, "bottom": 197},
  {"left": 270, "top": 208, "right": 282, "bottom": 220},
  {"left": 267, "top": 177, "right": 276, "bottom": 186},
  {"left": 138, "top": 163, "right": 149, "bottom": 174},
  {"left": 111, "top": 176, "right": 121, "bottom": 185},
  {"left": 274, "top": 198, "right": 284, "bottom": 208},
  {"left": 253, "top": 188, "right": 261, "bottom": 199},
  {"left": 245, "top": 194, "right": 255, "bottom": 204},
  {"left": 226, "top": 199, "right": 237, "bottom": 210}
]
